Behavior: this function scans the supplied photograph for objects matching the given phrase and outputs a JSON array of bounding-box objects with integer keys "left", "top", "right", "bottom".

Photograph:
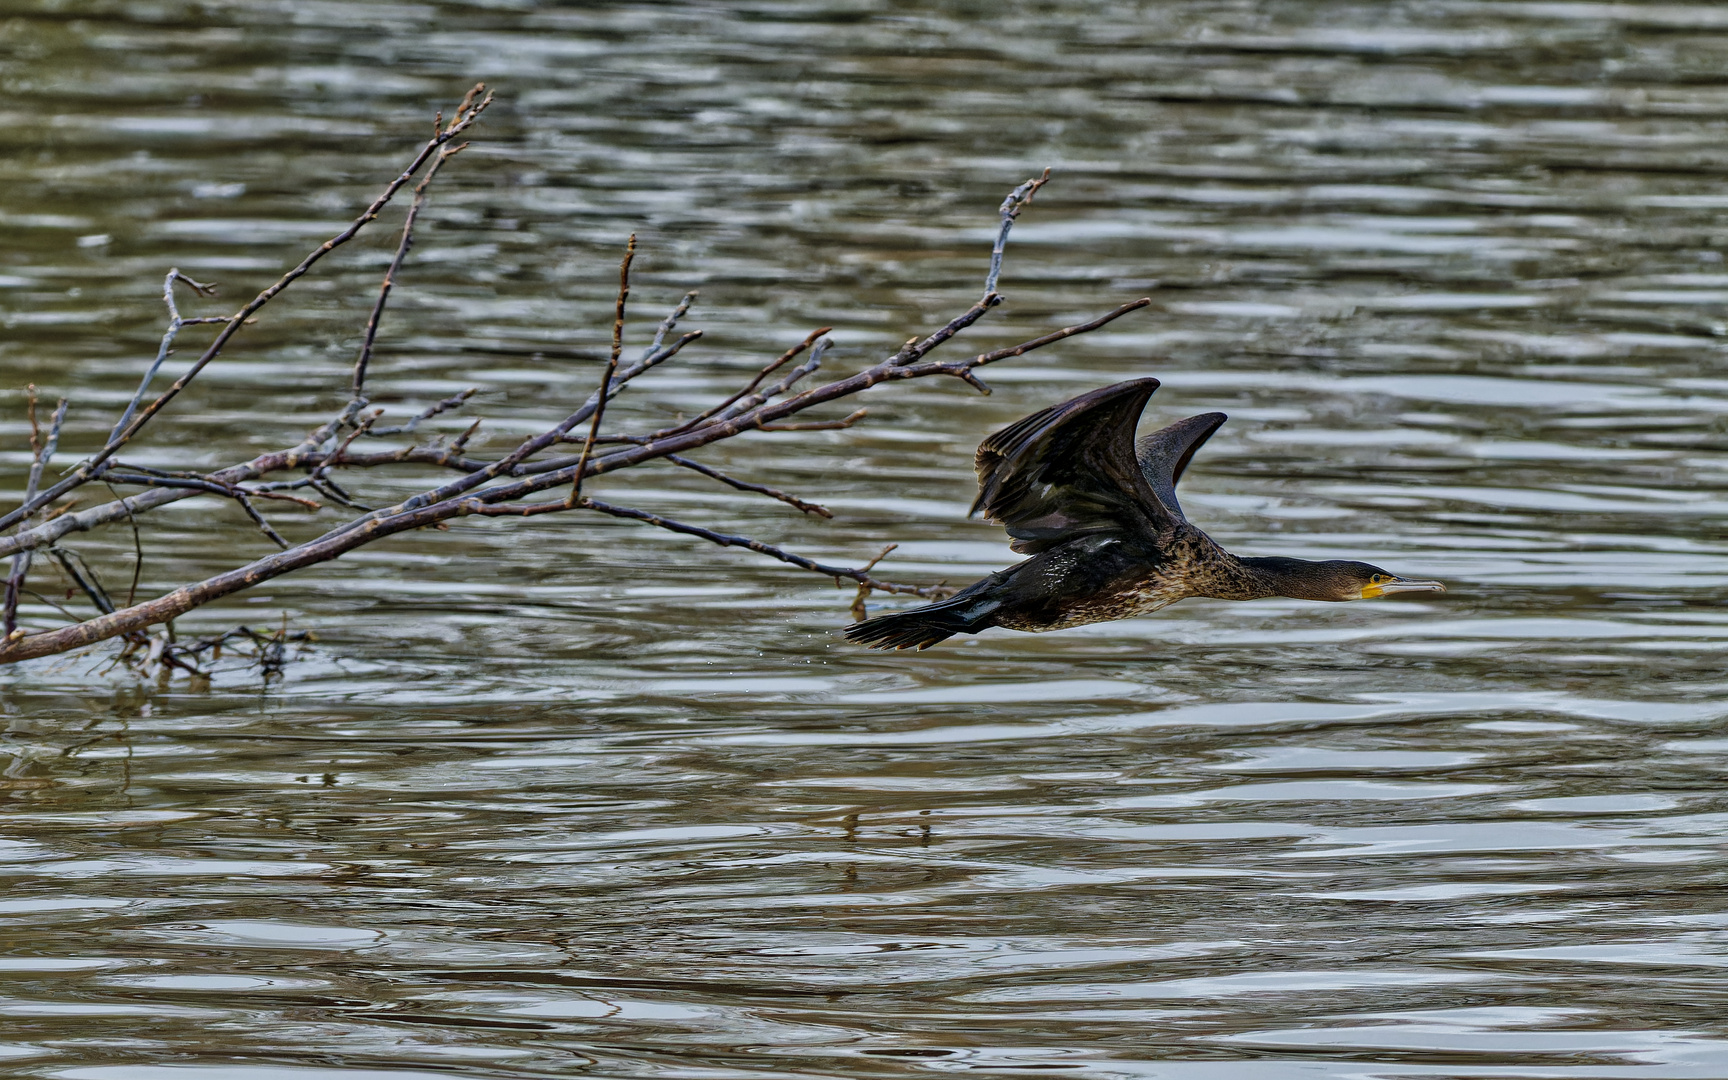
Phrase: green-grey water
[{"left": 5, "top": 2, "right": 1728, "bottom": 1077}]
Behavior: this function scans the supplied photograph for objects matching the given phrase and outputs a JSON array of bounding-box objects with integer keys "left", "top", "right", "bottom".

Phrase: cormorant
[{"left": 845, "top": 378, "right": 1443, "bottom": 651}]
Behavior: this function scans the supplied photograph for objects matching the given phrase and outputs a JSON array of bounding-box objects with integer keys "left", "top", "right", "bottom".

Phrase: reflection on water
[{"left": 5, "top": 1, "right": 1728, "bottom": 1077}]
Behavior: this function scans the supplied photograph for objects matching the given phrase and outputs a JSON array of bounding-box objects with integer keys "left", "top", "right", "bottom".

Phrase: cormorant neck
[{"left": 1230, "top": 555, "right": 1347, "bottom": 602}]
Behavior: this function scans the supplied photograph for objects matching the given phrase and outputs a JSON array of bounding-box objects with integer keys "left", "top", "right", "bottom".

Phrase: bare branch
[
  {"left": 666, "top": 454, "right": 832, "bottom": 517},
  {"left": 704, "top": 338, "right": 830, "bottom": 427},
  {"left": 904, "top": 297, "right": 1151, "bottom": 380},
  {"left": 3, "top": 487, "right": 208, "bottom": 561},
  {"left": 0, "top": 299, "right": 1146, "bottom": 570}
]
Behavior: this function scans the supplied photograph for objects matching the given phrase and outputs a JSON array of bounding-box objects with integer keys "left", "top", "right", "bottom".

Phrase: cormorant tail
[{"left": 845, "top": 591, "right": 1001, "bottom": 651}]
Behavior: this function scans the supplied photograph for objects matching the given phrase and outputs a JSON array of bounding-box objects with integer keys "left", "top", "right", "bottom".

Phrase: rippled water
[{"left": 6, "top": 2, "right": 1728, "bottom": 1077}]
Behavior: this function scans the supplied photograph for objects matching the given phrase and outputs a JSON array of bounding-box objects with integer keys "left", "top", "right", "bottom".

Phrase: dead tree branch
[
  {"left": 0, "top": 109, "right": 1147, "bottom": 669},
  {"left": 0, "top": 83, "right": 493, "bottom": 535}
]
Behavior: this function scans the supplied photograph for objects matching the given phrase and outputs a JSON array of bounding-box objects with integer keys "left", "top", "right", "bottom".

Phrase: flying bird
[{"left": 845, "top": 378, "right": 1443, "bottom": 651}]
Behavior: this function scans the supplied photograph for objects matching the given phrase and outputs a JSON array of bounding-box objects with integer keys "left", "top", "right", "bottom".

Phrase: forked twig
[
  {"left": 851, "top": 543, "right": 906, "bottom": 621},
  {"left": 110, "top": 270, "right": 219, "bottom": 442}
]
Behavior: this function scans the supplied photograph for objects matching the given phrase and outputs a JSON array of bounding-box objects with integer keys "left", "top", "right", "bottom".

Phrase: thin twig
[
  {"left": 983, "top": 167, "right": 1051, "bottom": 300},
  {"left": 758, "top": 408, "right": 867, "bottom": 432},
  {"left": 704, "top": 338, "right": 829, "bottom": 427},
  {"left": 22, "top": 589, "right": 83, "bottom": 624},
  {"left": 312, "top": 477, "right": 371, "bottom": 511},
  {"left": 352, "top": 140, "right": 468, "bottom": 400},
  {"left": 105, "top": 483, "right": 144, "bottom": 609},
  {"left": 451, "top": 419, "right": 482, "bottom": 453},
  {"left": 110, "top": 270, "right": 218, "bottom": 443},
  {"left": 234, "top": 494, "right": 289, "bottom": 549},
  {"left": 665, "top": 455, "right": 832, "bottom": 517},
  {"left": 315, "top": 409, "right": 381, "bottom": 479},
  {"left": 647, "top": 291, "right": 698, "bottom": 357},
  {"left": 47, "top": 547, "right": 116, "bottom": 616},
  {"left": 4, "top": 392, "right": 67, "bottom": 636},
  {"left": 254, "top": 473, "right": 367, "bottom": 510},
  {"left": 107, "top": 473, "right": 316, "bottom": 506},
  {"left": 30, "top": 399, "right": 67, "bottom": 505},
  {"left": 367, "top": 388, "right": 477, "bottom": 437},
  {"left": 658, "top": 328, "right": 829, "bottom": 437},
  {"left": 571, "top": 234, "right": 635, "bottom": 503},
  {"left": 103, "top": 474, "right": 310, "bottom": 544},
  {"left": 573, "top": 499, "right": 945, "bottom": 595},
  {"left": 850, "top": 543, "right": 902, "bottom": 621}
]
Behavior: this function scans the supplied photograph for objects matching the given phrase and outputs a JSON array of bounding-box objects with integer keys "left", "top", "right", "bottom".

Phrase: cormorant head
[
  {"left": 1243, "top": 557, "right": 1446, "bottom": 602},
  {"left": 1321, "top": 560, "right": 1446, "bottom": 601}
]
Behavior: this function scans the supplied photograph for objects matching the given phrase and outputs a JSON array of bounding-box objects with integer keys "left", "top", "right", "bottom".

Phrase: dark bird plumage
[{"left": 845, "top": 379, "right": 1444, "bottom": 650}]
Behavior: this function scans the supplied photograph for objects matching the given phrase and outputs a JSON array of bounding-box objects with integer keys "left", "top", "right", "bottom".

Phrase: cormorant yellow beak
[{"left": 1361, "top": 576, "right": 1446, "bottom": 599}]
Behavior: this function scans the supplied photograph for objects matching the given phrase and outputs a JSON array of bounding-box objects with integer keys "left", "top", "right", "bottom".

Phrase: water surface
[{"left": 4, "top": 2, "right": 1728, "bottom": 1077}]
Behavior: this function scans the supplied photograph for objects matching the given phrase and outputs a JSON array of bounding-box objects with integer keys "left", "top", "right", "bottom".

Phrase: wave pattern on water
[{"left": 4, "top": 1, "right": 1728, "bottom": 1077}]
